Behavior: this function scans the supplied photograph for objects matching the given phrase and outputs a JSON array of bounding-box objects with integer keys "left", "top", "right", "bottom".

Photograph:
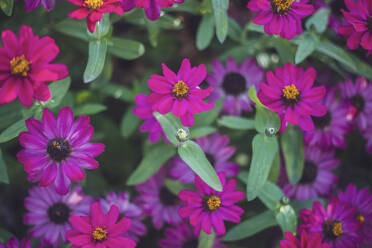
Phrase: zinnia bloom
[
  {"left": 247, "top": 0, "right": 314, "bottom": 40},
  {"left": 0, "top": 237, "right": 31, "bottom": 248},
  {"left": 298, "top": 198, "right": 362, "bottom": 248},
  {"left": 133, "top": 93, "right": 167, "bottom": 143},
  {"left": 99, "top": 192, "right": 147, "bottom": 242},
  {"left": 206, "top": 57, "right": 264, "bottom": 116},
  {"left": 66, "top": 202, "right": 136, "bottom": 248},
  {"left": 25, "top": 0, "right": 59, "bottom": 11},
  {"left": 257, "top": 63, "right": 327, "bottom": 132},
  {"left": 158, "top": 223, "right": 227, "bottom": 248},
  {"left": 67, "top": 0, "right": 123, "bottom": 33},
  {"left": 170, "top": 132, "right": 240, "bottom": 184},
  {"left": 339, "top": 77, "right": 372, "bottom": 132},
  {"left": 17, "top": 107, "right": 105, "bottom": 195},
  {"left": 135, "top": 167, "right": 183, "bottom": 229},
  {"left": 0, "top": 25, "right": 68, "bottom": 107},
  {"left": 304, "top": 88, "right": 352, "bottom": 149},
  {"left": 282, "top": 146, "right": 339, "bottom": 200},
  {"left": 338, "top": 184, "right": 372, "bottom": 246},
  {"left": 280, "top": 230, "right": 330, "bottom": 248},
  {"left": 23, "top": 185, "right": 93, "bottom": 246},
  {"left": 178, "top": 172, "right": 245, "bottom": 235},
  {"left": 146, "top": 58, "right": 214, "bottom": 127}
]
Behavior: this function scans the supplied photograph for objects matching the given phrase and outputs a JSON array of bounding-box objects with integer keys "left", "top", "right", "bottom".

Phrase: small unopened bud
[
  {"left": 280, "top": 196, "right": 290, "bottom": 206},
  {"left": 176, "top": 128, "right": 189, "bottom": 142},
  {"left": 265, "top": 127, "right": 277, "bottom": 137}
]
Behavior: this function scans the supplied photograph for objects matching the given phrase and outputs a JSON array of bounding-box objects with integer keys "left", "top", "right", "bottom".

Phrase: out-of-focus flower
[
  {"left": 0, "top": 237, "right": 31, "bottom": 248},
  {"left": 280, "top": 230, "right": 330, "bottom": 248},
  {"left": 25, "top": 0, "right": 60, "bottom": 11}
]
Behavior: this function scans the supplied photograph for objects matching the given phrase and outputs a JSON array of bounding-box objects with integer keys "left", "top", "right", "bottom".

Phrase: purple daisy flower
[
  {"left": 25, "top": 0, "right": 60, "bottom": 11},
  {"left": 206, "top": 57, "right": 264, "bottom": 116},
  {"left": 304, "top": 88, "right": 352, "bottom": 150},
  {"left": 178, "top": 172, "right": 245, "bottom": 235},
  {"left": 169, "top": 132, "right": 240, "bottom": 184},
  {"left": 338, "top": 184, "right": 372, "bottom": 246},
  {"left": 135, "top": 167, "right": 183, "bottom": 229},
  {"left": 23, "top": 185, "right": 93, "bottom": 247},
  {"left": 158, "top": 223, "right": 227, "bottom": 248},
  {"left": 339, "top": 77, "right": 372, "bottom": 132},
  {"left": 17, "top": 107, "right": 105, "bottom": 195},
  {"left": 99, "top": 192, "right": 147, "bottom": 242},
  {"left": 0, "top": 237, "right": 31, "bottom": 248},
  {"left": 298, "top": 198, "right": 362, "bottom": 248},
  {"left": 282, "top": 146, "right": 339, "bottom": 201},
  {"left": 362, "top": 124, "right": 372, "bottom": 153}
]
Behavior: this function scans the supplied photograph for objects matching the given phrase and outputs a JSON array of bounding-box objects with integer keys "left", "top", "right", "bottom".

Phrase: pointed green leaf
[
  {"left": 0, "top": 149, "right": 9, "bottom": 184},
  {"left": 46, "top": 77, "right": 71, "bottom": 108},
  {"left": 198, "top": 231, "right": 215, "bottom": 248},
  {"left": 248, "top": 86, "right": 265, "bottom": 108},
  {"left": 295, "top": 32, "right": 319, "bottom": 64},
  {"left": 108, "top": 37, "right": 145, "bottom": 60},
  {"left": 218, "top": 116, "right": 254, "bottom": 130},
  {"left": 212, "top": 0, "right": 229, "bottom": 43},
  {"left": 276, "top": 204, "right": 297, "bottom": 234},
  {"left": 194, "top": 99, "right": 224, "bottom": 126},
  {"left": 196, "top": 14, "right": 215, "bottom": 50},
  {"left": 254, "top": 106, "right": 280, "bottom": 134},
  {"left": 306, "top": 8, "right": 330, "bottom": 33},
  {"left": 75, "top": 104, "right": 107, "bottom": 116},
  {"left": 120, "top": 106, "right": 141, "bottom": 138},
  {"left": 84, "top": 39, "right": 108, "bottom": 83},
  {"left": 190, "top": 126, "right": 216, "bottom": 139},
  {"left": 0, "top": 0, "right": 14, "bottom": 16},
  {"left": 0, "top": 118, "right": 27, "bottom": 143},
  {"left": 258, "top": 181, "right": 284, "bottom": 210},
  {"left": 154, "top": 112, "right": 189, "bottom": 145}
]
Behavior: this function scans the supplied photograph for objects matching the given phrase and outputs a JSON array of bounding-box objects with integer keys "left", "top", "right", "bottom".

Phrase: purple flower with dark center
[
  {"left": 23, "top": 185, "right": 93, "bottom": 246},
  {"left": 282, "top": 146, "right": 339, "bottom": 200},
  {"left": 298, "top": 198, "right": 362, "bottom": 248},
  {"left": 304, "top": 88, "right": 352, "bottom": 149},
  {"left": 0, "top": 237, "right": 31, "bottom": 248},
  {"left": 170, "top": 132, "right": 239, "bottom": 184},
  {"left": 17, "top": 107, "right": 105, "bottom": 195},
  {"left": 158, "top": 223, "right": 227, "bottom": 248},
  {"left": 338, "top": 184, "right": 372, "bottom": 246},
  {"left": 135, "top": 167, "right": 183, "bottom": 229},
  {"left": 25, "top": 0, "right": 60, "bottom": 11},
  {"left": 99, "top": 192, "right": 147, "bottom": 242},
  {"left": 206, "top": 57, "right": 264, "bottom": 116}
]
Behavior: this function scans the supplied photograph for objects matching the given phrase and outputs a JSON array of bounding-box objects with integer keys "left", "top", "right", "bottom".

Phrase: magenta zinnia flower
[
  {"left": 67, "top": 0, "right": 123, "bottom": 33},
  {"left": 147, "top": 58, "right": 214, "bottom": 127},
  {"left": 258, "top": 63, "right": 327, "bottom": 131},
  {"left": 298, "top": 198, "right": 362, "bottom": 248},
  {"left": 99, "top": 192, "right": 147, "bottom": 242},
  {"left": 17, "top": 107, "right": 105, "bottom": 195},
  {"left": 0, "top": 237, "right": 31, "bottom": 248},
  {"left": 66, "top": 202, "right": 136, "bottom": 248},
  {"left": 0, "top": 25, "right": 68, "bottom": 107},
  {"left": 170, "top": 132, "right": 240, "bottom": 184},
  {"left": 178, "top": 172, "right": 244, "bottom": 235},
  {"left": 247, "top": 0, "right": 314, "bottom": 40},
  {"left": 206, "top": 57, "right": 264, "bottom": 116},
  {"left": 280, "top": 230, "right": 330, "bottom": 248},
  {"left": 23, "top": 185, "right": 93, "bottom": 246}
]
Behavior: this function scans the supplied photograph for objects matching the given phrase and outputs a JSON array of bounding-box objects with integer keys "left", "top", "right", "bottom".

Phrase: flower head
[
  {"left": 178, "top": 172, "right": 244, "bottom": 235},
  {"left": 206, "top": 57, "right": 264, "bottom": 116},
  {"left": 17, "top": 107, "right": 105, "bottom": 195},
  {"left": 66, "top": 202, "right": 136, "bottom": 248},
  {"left": 280, "top": 230, "right": 330, "bottom": 248},
  {"left": 23, "top": 185, "right": 93, "bottom": 246},
  {"left": 258, "top": 63, "right": 327, "bottom": 131},
  {"left": 0, "top": 25, "right": 68, "bottom": 107},
  {"left": 147, "top": 58, "right": 214, "bottom": 127},
  {"left": 25, "top": 0, "right": 59, "bottom": 11},
  {"left": 0, "top": 237, "right": 31, "bottom": 248}
]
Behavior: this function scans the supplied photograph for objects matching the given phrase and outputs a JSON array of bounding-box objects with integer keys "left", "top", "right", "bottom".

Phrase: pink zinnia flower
[
  {"left": 17, "top": 107, "right": 105, "bottom": 195},
  {"left": 247, "top": 0, "right": 314, "bottom": 40},
  {"left": 280, "top": 230, "right": 330, "bottom": 248},
  {"left": 147, "top": 58, "right": 214, "bottom": 127},
  {"left": 257, "top": 63, "right": 327, "bottom": 132},
  {"left": 0, "top": 237, "right": 31, "bottom": 248},
  {"left": 0, "top": 25, "right": 68, "bottom": 107},
  {"left": 67, "top": 0, "right": 123, "bottom": 33},
  {"left": 178, "top": 172, "right": 245, "bottom": 235},
  {"left": 66, "top": 202, "right": 136, "bottom": 248}
]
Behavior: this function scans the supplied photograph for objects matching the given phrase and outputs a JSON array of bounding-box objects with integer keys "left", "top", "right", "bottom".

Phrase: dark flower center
[
  {"left": 203, "top": 195, "right": 221, "bottom": 211},
  {"left": 10, "top": 55, "right": 30, "bottom": 77},
  {"left": 222, "top": 72, "right": 247, "bottom": 96},
  {"left": 323, "top": 220, "right": 343, "bottom": 241},
  {"left": 159, "top": 186, "right": 178, "bottom": 206},
  {"left": 205, "top": 153, "right": 216, "bottom": 166},
  {"left": 172, "top": 81, "right": 190, "bottom": 99},
  {"left": 313, "top": 111, "right": 332, "bottom": 129},
  {"left": 299, "top": 161, "right": 318, "bottom": 184},
  {"left": 47, "top": 202, "right": 71, "bottom": 224},
  {"left": 351, "top": 94, "right": 365, "bottom": 113},
  {"left": 271, "top": 0, "right": 293, "bottom": 14},
  {"left": 47, "top": 138, "right": 71, "bottom": 162},
  {"left": 368, "top": 17, "right": 372, "bottom": 31},
  {"left": 183, "top": 239, "right": 199, "bottom": 248},
  {"left": 281, "top": 84, "right": 301, "bottom": 107}
]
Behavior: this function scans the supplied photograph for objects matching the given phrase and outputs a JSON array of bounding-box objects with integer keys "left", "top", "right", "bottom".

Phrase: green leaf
[
  {"left": 0, "top": 0, "right": 14, "bottom": 16},
  {"left": 281, "top": 125, "right": 304, "bottom": 185},
  {"left": 196, "top": 14, "right": 215, "bottom": 50},
  {"left": 146, "top": 19, "right": 160, "bottom": 47},
  {"left": 154, "top": 112, "right": 188, "bottom": 145},
  {"left": 178, "top": 140, "right": 222, "bottom": 191},
  {"left": 108, "top": 37, "right": 145, "bottom": 60},
  {"left": 245, "top": 22, "right": 265, "bottom": 33},
  {"left": 0, "top": 228, "right": 12, "bottom": 243},
  {"left": 198, "top": 231, "right": 215, "bottom": 248},
  {"left": 0, "top": 118, "right": 27, "bottom": 143},
  {"left": 306, "top": 8, "right": 330, "bottom": 33},
  {"left": 247, "top": 134, "right": 278, "bottom": 201},
  {"left": 55, "top": 19, "right": 88, "bottom": 41},
  {"left": 0, "top": 149, "right": 9, "bottom": 184},
  {"left": 120, "top": 107, "right": 141, "bottom": 138},
  {"left": 212, "top": 0, "right": 229, "bottom": 43},
  {"left": 0, "top": 102, "right": 23, "bottom": 130},
  {"left": 258, "top": 181, "right": 284, "bottom": 210},
  {"left": 92, "top": 83, "right": 134, "bottom": 102},
  {"left": 46, "top": 77, "right": 71, "bottom": 108},
  {"left": 223, "top": 211, "right": 276, "bottom": 241},
  {"left": 276, "top": 205, "right": 297, "bottom": 234},
  {"left": 75, "top": 104, "right": 107, "bottom": 116},
  {"left": 194, "top": 99, "right": 224, "bottom": 126},
  {"left": 295, "top": 32, "right": 319, "bottom": 64},
  {"left": 127, "top": 143, "right": 176, "bottom": 185},
  {"left": 254, "top": 106, "right": 281, "bottom": 134},
  {"left": 248, "top": 85, "right": 265, "bottom": 108},
  {"left": 190, "top": 126, "right": 217, "bottom": 139},
  {"left": 227, "top": 17, "right": 243, "bottom": 42},
  {"left": 218, "top": 116, "right": 254, "bottom": 130},
  {"left": 268, "top": 151, "right": 280, "bottom": 183},
  {"left": 271, "top": 37, "right": 295, "bottom": 65},
  {"left": 88, "top": 14, "right": 111, "bottom": 40},
  {"left": 84, "top": 39, "right": 108, "bottom": 83}
]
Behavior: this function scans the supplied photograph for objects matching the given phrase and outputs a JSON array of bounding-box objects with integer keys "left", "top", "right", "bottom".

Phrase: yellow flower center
[
  {"left": 332, "top": 222, "right": 343, "bottom": 237},
  {"left": 357, "top": 214, "right": 365, "bottom": 223},
  {"left": 206, "top": 195, "right": 221, "bottom": 211},
  {"left": 92, "top": 227, "right": 107, "bottom": 242},
  {"left": 10, "top": 55, "right": 30, "bottom": 77},
  {"left": 271, "top": 0, "right": 294, "bottom": 14},
  {"left": 282, "top": 84, "right": 300, "bottom": 100},
  {"left": 84, "top": 0, "right": 103, "bottom": 9},
  {"left": 172, "top": 81, "right": 189, "bottom": 99}
]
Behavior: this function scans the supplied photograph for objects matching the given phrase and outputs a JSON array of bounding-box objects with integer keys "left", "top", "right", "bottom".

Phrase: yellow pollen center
[
  {"left": 358, "top": 214, "right": 365, "bottom": 223},
  {"left": 282, "top": 84, "right": 300, "bottom": 100},
  {"left": 207, "top": 195, "right": 221, "bottom": 211},
  {"left": 172, "top": 81, "right": 189, "bottom": 99},
  {"left": 92, "top": 227, "right": 107, "bottom": 242},
  {"left": 10, "top": 55, "right": 30, "bottom": 77},
  {"left": 271, "top": 0, "right": 294, "bottom": 13},
  {"left": 332, "top": 222, "right": 343, "bottom": 237},
  {"left": 84, "top": 0, "right": 103, "bottom": 9}
]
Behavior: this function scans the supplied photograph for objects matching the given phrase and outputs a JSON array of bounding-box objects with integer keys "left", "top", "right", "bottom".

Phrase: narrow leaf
[
  {"left": 0, "top": 149, "right": 9, "bottom": 184},
  {"left": 198, "top": 231, "right": 215, "bottom": 248},
  {"left": 196, "top": 14, "right": 215, "bottom": 50},
  {"left": 218, "top": 116, "right": 254, "bottom": 130},
  {"left": 108, "top": 37, "right": 145, "bottom": 60},
  {"left": 212, "top": 0, "right": 229, "bottom": 43},
  {"left": 276, "top": 205, "right": 297, "bottom": 234},
  {"left": 0, "top": 0, "right": 14, "bottom": 16},
  {"left": 254, "top": 106, "right": 281, "bottom": 134},
  {"left": 258, "top": 181, "right": 284, "bottom": 210},
  {"left": 295, "top": 32, "right": 319, "bottom": 64},
  {"left": 75, "top": 104, "right": 107, "bottom": 116},
  {"left": 0, "top": 118, "right": 27, "bottom": 143},
  {"left": 194, "top": 99, "right": 224, "bottom": 126},
  {"left": 46, "top": 77, "right": 71, "bottom": 108},
  {"left": 154, "top": 112, "right": 188, "bottom": 145},
  {"left": 248, "top": 86, "right": 265, "bottom": 108},
  {"left": 120, "top": 107, "right": 141, "bottom": 138},
  {"left": 306, "top": 8, "right": 330, "bottom": 33},
  {"left": 190, "top": 126, "right": 216, "bottom": 139},
  {"left": 84, "top": 39, "right": 108, "bottom": 83}
]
